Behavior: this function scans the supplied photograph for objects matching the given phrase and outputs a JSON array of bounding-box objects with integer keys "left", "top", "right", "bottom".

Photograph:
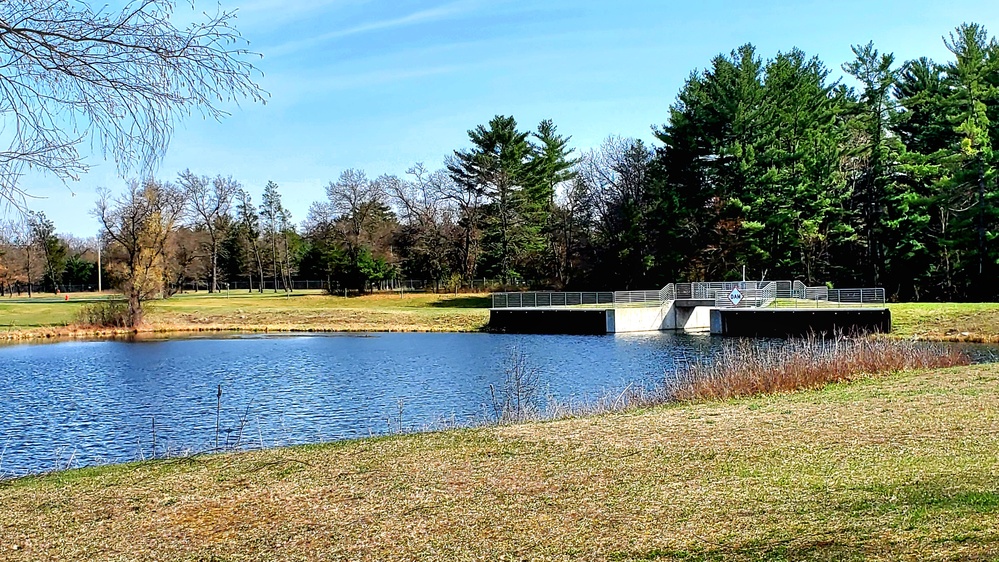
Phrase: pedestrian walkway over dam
[{"left": 489, "top": 281, "right": 890, "bottom": 336}]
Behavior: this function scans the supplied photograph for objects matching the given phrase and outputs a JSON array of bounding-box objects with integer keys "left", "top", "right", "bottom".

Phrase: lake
[{"left": 0, "top": 331, "right": 731, "bottom": 476}]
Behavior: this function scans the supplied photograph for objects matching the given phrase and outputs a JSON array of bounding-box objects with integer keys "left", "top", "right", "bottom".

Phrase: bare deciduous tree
[
  {"left": 440, "top": 155, "right": 483, "bottom": 282},
  {"left": 0, "top": 0, "right": 266, "bottom": 207},
  {"left": 94, "top": 179, "right": 185, "bottom": 326},
  {"left": 388, "top": 164, "right": 457, "bottom": 287},
  {"left": 326, "top": 169, "right": 388, "bottom": 253},
  {"left": 178, "top": 170, "right": 238, "bottom": 292},
  {"left": 0, "top": 218, "right": 38, "bottom": 296}
]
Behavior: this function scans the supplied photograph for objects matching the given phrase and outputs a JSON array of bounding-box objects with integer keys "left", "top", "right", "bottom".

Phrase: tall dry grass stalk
[{"left": 669, "top": 336, "right": 970, "bottom": 402}]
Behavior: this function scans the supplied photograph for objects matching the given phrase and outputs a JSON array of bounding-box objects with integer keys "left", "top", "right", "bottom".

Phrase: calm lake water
[{"left": 0, "top": 332, "right": 730, "bottom": 476}]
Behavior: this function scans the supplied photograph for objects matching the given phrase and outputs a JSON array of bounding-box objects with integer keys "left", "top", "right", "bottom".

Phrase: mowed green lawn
[
  {"left": 143, "top": 290, "right": 491, "bottom": 332},
  {"left": 0, "top": 290, "right": 492, "bottom": 335},
  {"left": 2, "top": 363, "right": 997, "bottom": 560},
  {"left": 889, "top": 302, "right": 999, "bottom": 341},
  {"left": 0, "top": 298, "right": 90, "bottom": 327}
]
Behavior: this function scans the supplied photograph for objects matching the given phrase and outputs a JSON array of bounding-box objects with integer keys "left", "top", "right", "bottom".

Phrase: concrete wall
[
  {"left": 606, "top": 306, "right": 671, "bottom": 333},
  {"left": 680, "top": 306, "right": 712, "bottom": 332},
  {"left": 491, "top": 304, "right": 890, "bottom": 336},
  {"left": 490, "top": 303, "right": 714, "bottom": 334},
  {"left": 607, "top": 303, "right": 712, "bottom": 333},
  {"left": 490, "top": 309, "right": 609, "bottom": 334},
  {"left": 710, "top": 308, "right": 892, "bottom": 336}
]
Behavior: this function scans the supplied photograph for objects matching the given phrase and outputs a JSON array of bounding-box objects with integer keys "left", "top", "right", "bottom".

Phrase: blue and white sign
[{"left": 728, "top": 287, "right": 744, "bottom": 306}]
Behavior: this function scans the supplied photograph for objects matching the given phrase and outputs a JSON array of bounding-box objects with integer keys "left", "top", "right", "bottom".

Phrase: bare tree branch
[{"left": 0, "top": 0, "right": 266, "bottom": 209}]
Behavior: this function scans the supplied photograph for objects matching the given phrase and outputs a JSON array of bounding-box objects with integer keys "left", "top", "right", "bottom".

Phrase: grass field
[
  {"left": 2, "top": 363, "right": 997, "bottom": 560},
  {"left": 0, "top": 290, "right": 491, "bottom": 339},
  {"left": 888, "top": 302, "right": 999, "bottom": 342}
]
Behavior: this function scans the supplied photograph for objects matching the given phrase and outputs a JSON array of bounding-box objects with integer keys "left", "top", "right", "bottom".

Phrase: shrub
[{"left": 75, "top": 300, "right": 131, "bottom": 328}]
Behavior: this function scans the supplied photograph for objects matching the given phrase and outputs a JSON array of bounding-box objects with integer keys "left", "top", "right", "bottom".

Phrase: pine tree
[
  {"left": 528, "top": 120, "right": 578, "bottom": 286},
  {"left": 260, "top": 181, "right": 286, "bottom": 292},
  {"left": 842, "top": 42, "right": 902, "bottom": 287},
  {"left": 448, "top": 115, "right": 534, "bottom": 283}
]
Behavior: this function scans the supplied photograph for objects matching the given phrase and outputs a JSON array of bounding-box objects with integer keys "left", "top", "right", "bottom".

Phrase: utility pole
[{"left": 97, "top": 234, "right": 102, "bottom": 293}]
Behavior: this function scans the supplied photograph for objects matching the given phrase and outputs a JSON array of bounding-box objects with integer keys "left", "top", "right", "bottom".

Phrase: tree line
[{"left": 2, "top": 22, "right": 998, "bottom": 323}]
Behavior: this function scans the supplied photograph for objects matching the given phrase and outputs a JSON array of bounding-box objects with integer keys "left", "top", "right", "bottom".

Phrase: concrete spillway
[
  {"left": 489, "top": 299, "right": 715, "bottom": 335},
  {"left": 489, "top": 301, "right": 891, "bottom": 336}
]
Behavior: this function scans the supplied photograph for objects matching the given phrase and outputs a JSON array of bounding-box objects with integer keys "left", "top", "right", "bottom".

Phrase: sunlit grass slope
[{"left": 889, "top": 302, "right": 999, "bottom": 342}]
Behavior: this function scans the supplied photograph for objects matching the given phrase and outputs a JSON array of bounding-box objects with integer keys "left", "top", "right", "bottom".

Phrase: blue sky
[{"left": 20, "top": 0, "right": 999, "bottom": 236}]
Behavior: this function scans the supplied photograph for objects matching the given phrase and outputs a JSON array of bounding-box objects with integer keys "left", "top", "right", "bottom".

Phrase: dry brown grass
[
  {"left": 1, "top": 363, "right": 997, "bottom": 560},
  {"left": 671, "top": 336, "right": 971, "bottom": 402}
]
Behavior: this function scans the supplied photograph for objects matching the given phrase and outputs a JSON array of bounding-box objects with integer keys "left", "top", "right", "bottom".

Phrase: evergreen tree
[
  {"left": 235, "top": 189, "right": 265, "bottom": 292},
  {"left": 941, "top": 24, "right": 999, "bottom": 297},
  {"left": 260, "top": 181, "right": 286, "bottom": 292},
  {"left": 842, "top": 42, "right": 902, "bottom": 287},
  {"left": 27, "top": 211, "right": 67, "bottom": 292},
  {"left": 894, "top": 24, "right": 999, "bottom": 299},
  {"left": 528, "top": 120, "right": 578, "bottom": 285},
  {"left": 448, "top": 115, "right": 535, "bottom": 283}
]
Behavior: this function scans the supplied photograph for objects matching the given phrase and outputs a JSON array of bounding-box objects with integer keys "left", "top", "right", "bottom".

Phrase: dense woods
[{"left": 2, "top": 23, "right": 998, "bottom": 307}]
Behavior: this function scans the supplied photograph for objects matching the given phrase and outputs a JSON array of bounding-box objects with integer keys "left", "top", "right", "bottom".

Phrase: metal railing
[
  {"left": 712, "top": 281, "right": 777, "bottom": 308},
  {"left": 766, "top": 287, "right": 886, "bottom": 308},
  {"left": 492, "top": 283, "right": 677, "bottom": 309},
  {"left": 660, "top": 283, "right": 676, "bottom": 302},
  {"left": 492, "top": 281, "right": 886, "bottom": 309},
  {"left": 491, "top": 291, "right": 616, "bottom": 308},
  {"left": 793, "top": 281, "right": 807, "bottom": 298},
  {"left": 760, "top": 282, "right": 777, "bottom": 307},
  {"left": 674, "top": 281, "right": 774, "bottom": 300},
  {"left": 612, "top": 290, "right": 662, "bottom": 306}
]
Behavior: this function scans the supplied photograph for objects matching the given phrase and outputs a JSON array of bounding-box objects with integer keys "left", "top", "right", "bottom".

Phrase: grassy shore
[
  {"left": 889, "top": 302, "right": 999, "bottom": 342},
  {"left": 1, "top": 362, "right": 997, "bottom": 560},
  {"left": 0, "top": 291, "right": 996, "bottom": 341},
  {"left": 0, "top": 290, "right": 491, "bottom": 340}
]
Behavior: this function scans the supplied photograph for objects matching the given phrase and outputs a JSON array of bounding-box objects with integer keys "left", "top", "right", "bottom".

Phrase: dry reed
[{"left": 670, "top": 335, "right": 971, "bottom": 402}]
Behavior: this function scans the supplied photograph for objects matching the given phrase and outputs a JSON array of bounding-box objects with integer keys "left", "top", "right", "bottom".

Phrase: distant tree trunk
[
  {"left": 282, "top": 230, "right": 292, "bottom": 292},
  {"left": 210, "top": 239, "right": 219, "bottom": 293},
  {"left": 270, "top": 231, "right": 278, "bottom": 293},
  {"left": 247, "top": 237, "right": 264, "bottom": 293},
  {"left": 25, "top": 245, "right": 32, "bottom": 298},
  {"left": 256, "top": 249, "right": 265, "bottom": 293}
]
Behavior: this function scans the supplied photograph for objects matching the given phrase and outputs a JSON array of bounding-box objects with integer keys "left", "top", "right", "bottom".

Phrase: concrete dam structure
[{"left": 489, "top": 281, "right": 891, "bottom": 337}]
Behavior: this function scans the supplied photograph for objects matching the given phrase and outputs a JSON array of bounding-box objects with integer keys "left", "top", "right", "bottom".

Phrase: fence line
[
  {"left": 494, "top": 281, "right": 886, "bottom": 309},
  {"left": 0, "top": 277, "right": 529, "bottom": 296},
  {"left": 491, "top": 292, "right": 616, "bottom": 308}
]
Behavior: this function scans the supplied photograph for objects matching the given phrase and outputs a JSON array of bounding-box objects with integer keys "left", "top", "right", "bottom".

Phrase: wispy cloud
[
  {"left": 232, "top": 0, "right": 374, "bottom": 34},
  {"left": 265, "top": 63, "right": 467, "bottom": 101},
  {"left": 236, "top": 0, "right": 360, "bottom": 19},
  {"left": 266, "top": 0, "right": 489, "bottom": 58}
]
